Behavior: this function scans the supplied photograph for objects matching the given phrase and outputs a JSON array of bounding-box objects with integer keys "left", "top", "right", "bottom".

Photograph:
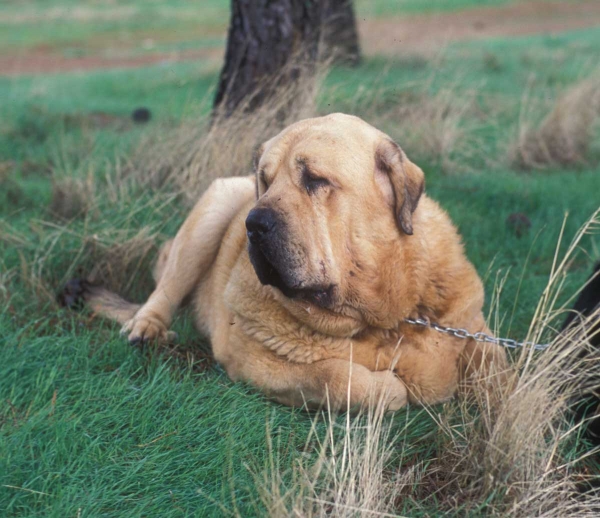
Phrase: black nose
[{"left": 246, "top": 208, "right": 278, "bottom": 243}]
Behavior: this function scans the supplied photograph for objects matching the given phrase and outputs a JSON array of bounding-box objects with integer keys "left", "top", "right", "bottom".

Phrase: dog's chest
[{"left": 237, "top": 315, "right": 349, "bottom": 363}]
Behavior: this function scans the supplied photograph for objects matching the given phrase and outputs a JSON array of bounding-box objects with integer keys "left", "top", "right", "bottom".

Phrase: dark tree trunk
[
  {"left": 323, "top": 0, "right": 361, "bottom": 66},
  {"left": 213, "top": 0, "right": 360, "bottom": 117}
]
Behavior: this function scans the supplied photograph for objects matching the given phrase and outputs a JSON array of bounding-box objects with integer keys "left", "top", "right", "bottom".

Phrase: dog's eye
[{"left": 302, "top": 170, "right": 330, "bottom": 194}]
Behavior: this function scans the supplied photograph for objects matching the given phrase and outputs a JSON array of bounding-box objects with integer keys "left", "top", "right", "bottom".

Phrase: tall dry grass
[
  {"left": 44, "top": 53, "right": 600, "bottom": 234},
  {"left": 119, "top": 50, "right": 494, "bottom": 197},
  {"left": 250, "top": 399, "right": 408, "bottom": 517},
  {"left": 0, "top": 218, "right": 163, "bottom": 311},
  {"left": 376, "top": 82, "right": 485, "bottom": 173},
  {"left": 333, "top": 56, "right": 489, "bottom": 174},
  {"left": 252, "top": 210, "right": 600, "bottom": 517},
  {"left": 511, "top": 77, "right": 600, "bottom": 170},
  {"left": 128, "top": 59, "right": 329, "bottom": 203}
]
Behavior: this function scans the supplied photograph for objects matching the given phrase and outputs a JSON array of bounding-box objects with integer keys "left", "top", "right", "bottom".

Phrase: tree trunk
[
  {"left": 213, "top": 0, "right": 360, "bottom": 117},
  {"left": 323, "top": 0, "right": 361, "bottom": 66}
]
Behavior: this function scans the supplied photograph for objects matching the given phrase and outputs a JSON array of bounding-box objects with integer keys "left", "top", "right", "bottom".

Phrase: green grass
[
  {"left": 0, "top": 0, "right": 552, "bottom": 58},
  {"left": 2, "top": 0, "right": 600, "bottom": 515},
  {"left": 357, "top": 0, "right": 521, "bottom": 17},
  {"left": 0, "top": 0, "right": 228, "bottom": 53}
]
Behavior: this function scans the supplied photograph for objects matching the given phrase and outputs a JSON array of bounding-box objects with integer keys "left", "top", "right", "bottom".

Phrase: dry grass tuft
[
  {"left": 429, "top": 210, "right": 600, "bottom": 515},
  {"left": 83, "top": 226, "right": 159, "bottom": 293},
  {"left": 388, "top": 85, "right": 482, "bottom": 173},
  {"left": 345, "top": 69, "right": 487, "bottom": 173},
  {"left": 0, "top": 218, "right": 162, "bottom": 311},
  {"left": 48, "top": 174, "right": 96, "bottom": 220},
  {"left": 250, "top": 393, "right": 418, "bottom": 517},
  {"left": 254, "top": 210, "right": 600, "bottom": 516},
  {"left": 512, "top": 78, "right": 600, "bottom": 170}
]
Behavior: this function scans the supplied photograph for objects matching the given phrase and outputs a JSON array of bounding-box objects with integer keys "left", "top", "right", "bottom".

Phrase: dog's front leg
[
  {"left": 260, "top": 358, "right": 408, "bottom": 412},
  {"left": 122, "top": 177, "right": 255, "bottom": 344},
  {"left": 220, "top": 332, "right": 408, "bottom": 411}
]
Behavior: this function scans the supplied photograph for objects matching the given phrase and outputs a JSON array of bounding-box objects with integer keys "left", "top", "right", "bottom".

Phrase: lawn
[{"left": 1, "top": 0, "right": 600, "bottom": 516}]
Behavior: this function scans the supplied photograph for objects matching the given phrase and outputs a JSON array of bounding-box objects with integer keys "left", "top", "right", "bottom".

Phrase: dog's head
[{"left": 246, "top": 113, "right": 425, "bottom": 321}]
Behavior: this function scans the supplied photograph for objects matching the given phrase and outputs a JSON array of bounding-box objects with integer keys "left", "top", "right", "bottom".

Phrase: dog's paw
[
  {"left": 121, "top": 315, "right": 176, "bottom": 346},
  {"left": 370, "top": 371, "right": 408, "bottom": 412},
  {"left": 58, "top": 278, "right": 92, "bottom": 310}
]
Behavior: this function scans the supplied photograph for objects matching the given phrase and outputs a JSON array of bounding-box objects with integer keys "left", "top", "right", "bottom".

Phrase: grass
[
  {"left": 0, "top": 0, "right": 228, "bottom": 54},
  {"left": 1, "top": 318, "right": 313, "bottom": 515},
  {"left": 2, "top": 0, "right": 600, "bottom": 515},
  {"left": 0, "top": 0, "right": 562, "bottom": 59}
]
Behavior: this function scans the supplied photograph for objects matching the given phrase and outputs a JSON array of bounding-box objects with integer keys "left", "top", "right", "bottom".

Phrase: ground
[
  {"left": 2, "top": 0, "right": 600, "bottom": 75},
  {"left": 1, "top": 0, "right": 600, "bottom": 516}
]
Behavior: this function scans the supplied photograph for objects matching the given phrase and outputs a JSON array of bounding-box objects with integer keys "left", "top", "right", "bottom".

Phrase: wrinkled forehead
[{"left": 260, "top": 117, "right": 381, "bottom": 173}]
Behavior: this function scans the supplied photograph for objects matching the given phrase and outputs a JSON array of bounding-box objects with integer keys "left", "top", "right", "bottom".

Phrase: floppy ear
[{"left": 375, "top": 139, "right": 425, "bottom": 235}]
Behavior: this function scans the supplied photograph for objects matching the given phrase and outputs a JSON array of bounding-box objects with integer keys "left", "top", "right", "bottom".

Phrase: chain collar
[{"left": 403, "top": 317, "right": 550, "bottom": 351}]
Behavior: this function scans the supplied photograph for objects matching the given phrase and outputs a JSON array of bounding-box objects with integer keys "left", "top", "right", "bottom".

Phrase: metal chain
[{"left": 403, "top": 317, "right": 550, "bottom": 351}]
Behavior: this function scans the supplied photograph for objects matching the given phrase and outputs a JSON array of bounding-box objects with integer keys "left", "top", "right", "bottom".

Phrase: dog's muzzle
[{"left": 245, "top": 208, "right": 335, "bottom": 308}]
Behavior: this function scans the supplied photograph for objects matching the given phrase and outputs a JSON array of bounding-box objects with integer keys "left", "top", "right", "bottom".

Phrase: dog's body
[{"left": 80, "top": 114, "right": 507, "bottom": 410}]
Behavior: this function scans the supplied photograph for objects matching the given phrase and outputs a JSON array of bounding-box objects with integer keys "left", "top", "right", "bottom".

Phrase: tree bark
[
  {"left": 213, "top": 0, "right": 360, "bottom": 117},
  {"left": 323, "top": 0, "right": 361, "bottom": 66}
]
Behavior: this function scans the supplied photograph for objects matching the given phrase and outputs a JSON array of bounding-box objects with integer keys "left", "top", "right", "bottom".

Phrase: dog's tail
[{"left": 59, "top": 278, "right": 140, "bottom": 325}]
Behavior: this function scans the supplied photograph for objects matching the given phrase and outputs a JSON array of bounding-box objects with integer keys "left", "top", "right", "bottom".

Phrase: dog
[{"left": 64, "top": 113, "right": 508, "bottom": 411}]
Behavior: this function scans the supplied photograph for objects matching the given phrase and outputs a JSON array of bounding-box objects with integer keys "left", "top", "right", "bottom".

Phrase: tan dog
[{"left": 75, "top": 113, "right": 507, "bottom": 411}]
